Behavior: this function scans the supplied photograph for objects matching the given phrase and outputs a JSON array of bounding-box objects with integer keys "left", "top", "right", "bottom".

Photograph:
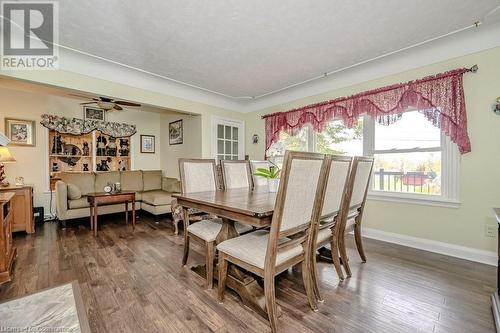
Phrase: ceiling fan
[{"left": 79, "top": 96, "right": 141, "bottom": 111}]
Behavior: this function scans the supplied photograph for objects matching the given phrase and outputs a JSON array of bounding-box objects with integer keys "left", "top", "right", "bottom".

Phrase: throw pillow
[{"left": 67, "top": 183, "right": 82, "bottom": 200}]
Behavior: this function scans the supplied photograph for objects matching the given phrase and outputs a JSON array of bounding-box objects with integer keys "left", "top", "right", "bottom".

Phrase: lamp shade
[{"left": 0, "top": 146, "right": 16, "bottom": 163}]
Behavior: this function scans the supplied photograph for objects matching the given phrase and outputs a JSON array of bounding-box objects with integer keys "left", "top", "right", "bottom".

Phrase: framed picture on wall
[
  {"left": 141, "top": 135, "right": 155, "bottom": 153},
  {"left": 4, "top": 118, "right": 36, "bottom": 146},
  {"left": 83, "top": 106, "right": 106, "bottom": 122},
  {"left": 169, "top": 119, "right": 183, "bottom": 145}
]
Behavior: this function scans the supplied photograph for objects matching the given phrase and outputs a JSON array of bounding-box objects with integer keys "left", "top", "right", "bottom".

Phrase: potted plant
[{"left": 253, "top": 165, "right": 281, "bottom": 192}]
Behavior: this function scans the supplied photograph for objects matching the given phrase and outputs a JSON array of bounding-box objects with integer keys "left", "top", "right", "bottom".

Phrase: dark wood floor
[{"left": 0, "top": 214, "right": 496, "bottom": 333}]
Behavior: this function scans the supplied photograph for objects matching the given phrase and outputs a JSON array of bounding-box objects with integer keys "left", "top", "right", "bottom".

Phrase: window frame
[
  {"left": 267, "top": 113, "right": 460, "bottom": 208},
  {"left": 363, "top": 115, "right": 460, "bottom": 208}
]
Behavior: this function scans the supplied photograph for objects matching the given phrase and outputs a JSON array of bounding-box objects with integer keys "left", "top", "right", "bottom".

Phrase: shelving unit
[{"left": 48, "top": 130, "right": 132, "bottom": 189}]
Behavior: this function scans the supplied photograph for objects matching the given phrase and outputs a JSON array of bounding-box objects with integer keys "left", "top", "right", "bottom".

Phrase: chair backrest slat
[
  {"left": 249, "top": 160, "right": 271, "bottom": 187},
  {"left": 321, "top": 156, "right": 353, "bottom": 218},
  {"left": 221, "top": 160, "right": 252, "bottom": 189},
  {"left": 349, "top": 157, "right": 374, "bottom": 210},
  {"left": 179, "top": 159, "right": 218, "bottom": 193}
]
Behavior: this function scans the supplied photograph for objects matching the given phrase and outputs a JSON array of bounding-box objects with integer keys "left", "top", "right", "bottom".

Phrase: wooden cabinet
[
  {"left": 0, "top": 192, "right": 16, "bottom": 285},
  {"left": 0, "top": 186, "right": 34, "bottom": 234}
]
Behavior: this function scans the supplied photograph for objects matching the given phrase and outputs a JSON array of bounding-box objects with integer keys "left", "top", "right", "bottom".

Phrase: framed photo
[
  {"left": 83, "top": 106, "right": 106, "bottom": 122},
  {"left": 141, "top": 135, "right": 155, "bottom": 153},
  {"left": 4, "top": 118, "right": 36, "bottom": 146},
  {"left": 169, "top": 119, "right": 183, "bottom": 145}
]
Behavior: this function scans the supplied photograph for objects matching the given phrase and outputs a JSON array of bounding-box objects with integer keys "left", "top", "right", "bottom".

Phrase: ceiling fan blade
[
  {"left": 115, "top": 101, "right": 141, "bottom": 107},
  {"left": 99, "top": 97, "right": 113, "bottom": 102},
  {"left": 68, "top": 93, "right": 94, "bottom": 99},
  {"left": 113, "top": 104, "right": 123, "bottom": 111}
]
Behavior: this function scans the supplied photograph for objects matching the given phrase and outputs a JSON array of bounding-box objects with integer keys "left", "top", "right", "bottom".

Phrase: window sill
[{"left": 367, "top": 191, "right": 460, "bottom": 209}]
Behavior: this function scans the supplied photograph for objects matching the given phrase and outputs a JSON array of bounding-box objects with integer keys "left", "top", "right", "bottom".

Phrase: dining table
[
  {"left": 174, "top": 186, "right": 277, "bottom": 317},
  {"left": 173, "top": 186, "right": 336, "bottom": 318}
]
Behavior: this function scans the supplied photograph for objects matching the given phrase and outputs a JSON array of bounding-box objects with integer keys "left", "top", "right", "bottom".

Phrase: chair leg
[
  {"left": 354, "top": 223, "right": 367, "bottom": 263},
  {"left": 264, "top": 272, "right": 279, "bottom": 333},
  {"left": 330, "top": 236, "right": 344, "bottom": 281},
  {"left": 338, "top": 234, "right": 352, "bottom": 278},
  {"left": 182, "top": 234, "right": 190, "bottom": 266},
  {"left": 302, "top": 259, "right": 318, "bottom": 312},
  {"left": 206, "top": 241, "right": 215, "bottom": 289},
  {"left": 311, "top": 250, "right": 324, "bottom": 303},
  {"left": 218, "top": 253, "right": 228, "bottom": 303}
]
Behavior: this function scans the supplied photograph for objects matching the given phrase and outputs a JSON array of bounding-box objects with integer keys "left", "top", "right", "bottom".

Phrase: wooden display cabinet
[
  {"left": 48, "top": 130, "right": 132, "bottom": 189},
  {"left": 95, "top": 131, "right": 131, "bottom": 172},
  {"left": 0, "top": 192, "right": 16, "bottom": 284}
]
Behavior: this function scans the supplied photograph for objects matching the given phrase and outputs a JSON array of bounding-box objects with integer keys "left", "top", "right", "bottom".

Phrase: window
[{"left": 267, "top": 111, "right": 459, "bottom": 206}]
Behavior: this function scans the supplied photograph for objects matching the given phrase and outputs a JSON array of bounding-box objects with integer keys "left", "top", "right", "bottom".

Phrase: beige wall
[
  {"left": 244, "top": 46, "right": 500, "bottom": 253},
  {"left": 160, "top": 113, "right": 202, "bottom": 178},
  {"left": 0, "top": 85, "right": 162, "bottom": 212}
]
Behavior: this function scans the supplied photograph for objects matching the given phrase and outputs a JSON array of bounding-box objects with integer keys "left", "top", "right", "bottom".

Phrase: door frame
[{"left": 211, "top": 115, "right": 245, "bottom": 160}]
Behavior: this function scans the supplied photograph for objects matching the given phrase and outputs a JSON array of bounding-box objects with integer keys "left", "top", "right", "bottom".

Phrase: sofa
[{"left": 55, "top": 170, "right": 181, "bottom": 227}]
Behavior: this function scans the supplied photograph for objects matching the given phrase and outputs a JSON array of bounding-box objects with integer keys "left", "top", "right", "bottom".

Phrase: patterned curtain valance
[
  {"left": 40, "top": 114, "right": 137, "bottom": 138},
  {"left": 263, "top": 68, "right": 472, "bottom": 155}
]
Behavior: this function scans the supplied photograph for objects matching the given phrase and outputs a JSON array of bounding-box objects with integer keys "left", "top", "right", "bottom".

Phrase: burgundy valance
[{"left": 263, "top": 68, "right": 471, "bottom": 155}]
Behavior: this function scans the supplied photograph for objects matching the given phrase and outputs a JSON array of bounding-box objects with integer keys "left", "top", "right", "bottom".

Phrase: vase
[{"left": 268, "top": 178, "right": 280, "bottom": 193}]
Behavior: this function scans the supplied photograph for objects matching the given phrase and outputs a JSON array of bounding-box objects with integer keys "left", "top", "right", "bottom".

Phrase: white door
[{"left": 212, "top": 116, "right": 245, "bottom": 161}]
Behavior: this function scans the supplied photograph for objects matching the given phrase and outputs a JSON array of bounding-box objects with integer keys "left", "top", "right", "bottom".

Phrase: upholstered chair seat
[
  {"left": 217, "top": 230, "right": 303, "bottom": 269},
  {"left": 316, "top": 217, "right": 356, "bottom": 244},
  {"left": 187, "top": 219, "right": 252, "bottom": 242}
]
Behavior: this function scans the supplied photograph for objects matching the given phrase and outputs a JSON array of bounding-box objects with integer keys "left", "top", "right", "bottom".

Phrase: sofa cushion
[
  {"left": 142, "top": 190, "right": 173, "bottom": 206},
  {"left": 162, "top": 177, "right": 181, "bottom": 193},
  {"left": 60, "top": 172, "right": 95, "bottom": 196},
  {"left": 143, "top": 170, "right": 162, "bottom": 191},
  {"left": 67, "top": 183, "right": 82, "bottom": 200},
  {"left": 95, "top": 171, "right": 120, "bottom": 193},
  {"left": 120, "top": 171, "right": 143, "bottom": 192},
  {"left": 68, "top": 196, "right": 90, "bottom": 209}
]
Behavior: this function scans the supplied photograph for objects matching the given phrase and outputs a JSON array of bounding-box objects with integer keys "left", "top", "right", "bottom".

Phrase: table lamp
[{"left": 0, "top": 146, "right": 16, "bottom": 187}]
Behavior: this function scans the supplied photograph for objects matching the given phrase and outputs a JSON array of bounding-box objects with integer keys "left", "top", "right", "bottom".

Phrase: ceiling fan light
[{"left": 96, "top": 101, "right": 115, "bottom": 110}]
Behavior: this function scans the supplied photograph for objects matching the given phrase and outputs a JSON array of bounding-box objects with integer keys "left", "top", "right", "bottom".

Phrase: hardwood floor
[{"left": 0, "top": 214, "right": 496, "bottom": 332}]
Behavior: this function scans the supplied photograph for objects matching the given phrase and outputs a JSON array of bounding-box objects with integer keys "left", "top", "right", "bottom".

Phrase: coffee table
[{"left": 87, "top": 191, "right": 136, "bottom": 237}]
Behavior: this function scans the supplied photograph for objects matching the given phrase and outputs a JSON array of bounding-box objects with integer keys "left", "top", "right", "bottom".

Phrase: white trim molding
[{"left": 362, "top": 227, "right": 496, "bottom": 266}]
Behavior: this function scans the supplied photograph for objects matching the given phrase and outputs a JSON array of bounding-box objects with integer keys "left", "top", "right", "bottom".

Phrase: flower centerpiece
[{"left": 253, "top": 164, "right": 281, "bottom": 192}]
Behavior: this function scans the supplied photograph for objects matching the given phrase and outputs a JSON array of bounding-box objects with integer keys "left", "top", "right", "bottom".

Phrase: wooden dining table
[{"left": 173, "top": 186, "right": 277, "bottom": 318}]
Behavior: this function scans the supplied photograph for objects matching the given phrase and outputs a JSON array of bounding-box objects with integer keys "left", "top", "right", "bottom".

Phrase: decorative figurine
[
  {"left": 52, "top": 162, "right": 60, "bottom": 172},
  {"left": 107, "top": 137, "right": 117, "bottom": 156},
  {"left": 83, "top": 163, "right": 89, "bottom": 172},
  {"left": 71, "top": 145, "right": 78, "bottom": 156},
  {"left": 119, "top": 138, "right": 129, "bottom": 156},
  {"left": 118, "top": 160, "right": 126, "bottom": 171},
  {"left": 82, "top": 142, "right": 90, "bottom": 156},
  {"left": 96, "top": 134, "right": 107, "bottom": 156},
  {"left": 52, "top": 134, "right": 63, "bottom": 154}
]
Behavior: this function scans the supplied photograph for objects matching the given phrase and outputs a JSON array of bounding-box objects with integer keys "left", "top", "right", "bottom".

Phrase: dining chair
[
  {"left": 311, "top": 156, "right": 374, "bottom": 301},
  {"left": 179, "top": 159, "right": 251, "bottom": 289},
  {"left": 308, "top": 155, "right": 352, "bottom": 304},
  {"left": 221, "top": 160, "right": 253, "bottom": 189},
  {"left": 249, "top": 160, "right": 271, "bottom": 187},
  {"left": 337, "top": 156, "right": 374, "bottom": 277},
  {"left": 217, "top": 151, "right": 330, "bottom": 333}
]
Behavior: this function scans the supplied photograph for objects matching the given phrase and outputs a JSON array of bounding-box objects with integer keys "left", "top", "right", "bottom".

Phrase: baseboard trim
[{"left": 362, "top": 227, "right": 497, "bottom": 266}]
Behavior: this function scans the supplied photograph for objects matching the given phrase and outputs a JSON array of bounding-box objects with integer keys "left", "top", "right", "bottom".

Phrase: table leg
[
  {"left": 89, "top": 205, "right": 94, "bottom": 231},
  {"left": 93, "top": 203, "right": 98, "bottom": 237},
  {"left": 125, "top": 201, "right": 129, "bottom": 225},
  {"left": 192, "top": 217, "right": 281, "bottom": 319},
  {"left": 132, "top": 200, "right": 136, "bottom": 231}
]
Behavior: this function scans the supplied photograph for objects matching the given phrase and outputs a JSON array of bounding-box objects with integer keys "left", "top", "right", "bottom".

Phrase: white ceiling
[{"left": 58, "top": 1, "right": 500, "bottom": 100}]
